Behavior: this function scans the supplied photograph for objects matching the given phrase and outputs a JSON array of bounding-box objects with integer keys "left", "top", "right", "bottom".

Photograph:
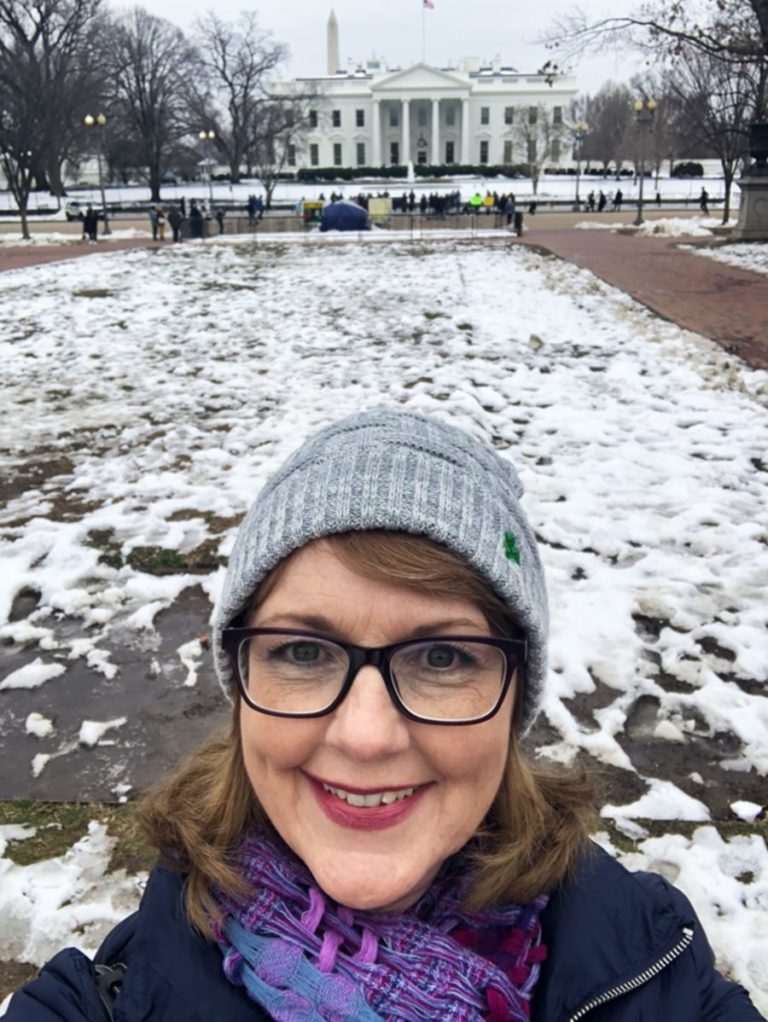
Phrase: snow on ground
[
  {"left": 680, "top": 241, "right": 768, "bottom": 276},
  {"left": 0, "top": 228, "right": 151, "bottom": 245},
  {"left": 0, "top": 234, "right": 766, "bottom": 1009},
  {"left": 576, "top": 215, "right": 732, "bottom": 237}
]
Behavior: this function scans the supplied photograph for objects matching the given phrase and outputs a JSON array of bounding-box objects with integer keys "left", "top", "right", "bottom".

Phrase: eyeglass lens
[{"left": 236, "top": 632, "right": 508, "bottom": 721}]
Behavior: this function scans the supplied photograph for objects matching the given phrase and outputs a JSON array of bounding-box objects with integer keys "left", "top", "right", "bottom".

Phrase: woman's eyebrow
[{"left": 251, "top": 613, "right": 486, "bottom": 637}]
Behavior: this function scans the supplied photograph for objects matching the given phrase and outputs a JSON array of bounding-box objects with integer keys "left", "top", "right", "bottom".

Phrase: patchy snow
[
  {"left": 731, "top": 800, "right": 764, "bottom": 823},
  {"left": 0, "top": 821, "right": 144, "bottom": 969},
  {"left": 78, "top": 717, "right": 127, "bottom": 747},
  {"left": 602, "top": 778, "right": 712, "bottom": 823},
  {"left": 0, "top": 658, "right": 65, "bottom": 691},
  {"left": 0, "top": 235, "right": 766, "bottom": 1011},
  {"left": 25, "top": 713, "right": 54, "bottom": 739},
  {"left": 576, "top": 215, "right": 733, "bottom": 237},
  {"left": 597, "top": 827, "right": 768, "bottom": 1009},
  {"left": 680, "top": 241, "right": 768, "bottom": 276}
]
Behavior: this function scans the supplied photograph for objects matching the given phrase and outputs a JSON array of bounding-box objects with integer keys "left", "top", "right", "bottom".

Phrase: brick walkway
[
  {"left": 522, "top": 226, "right": 768, "bottom": 371},
  {"left": 0, "top": 237, "right": 160, "bottom": 274}
]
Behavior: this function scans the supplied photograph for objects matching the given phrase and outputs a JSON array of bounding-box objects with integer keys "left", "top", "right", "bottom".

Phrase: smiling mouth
[{"left": 321, "top": 783, "right": 417, "bottom": 808}]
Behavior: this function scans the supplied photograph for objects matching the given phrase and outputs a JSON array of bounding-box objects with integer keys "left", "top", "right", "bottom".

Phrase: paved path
[
  {"left": 522, "top": 225, "right": 768, "bottom": 371},
  {"left": 0, "top": 237, "right": 159, "bottom": 274}
]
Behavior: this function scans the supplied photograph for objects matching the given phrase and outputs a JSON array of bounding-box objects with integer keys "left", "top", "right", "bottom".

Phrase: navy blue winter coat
[{"left": 6, "top": 843, "right": 764, "bottom": 1021}]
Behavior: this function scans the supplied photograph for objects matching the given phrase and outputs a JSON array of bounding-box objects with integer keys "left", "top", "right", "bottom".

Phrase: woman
[{"left": 7, "top": 410, "right": 764, "bottom": 1021}]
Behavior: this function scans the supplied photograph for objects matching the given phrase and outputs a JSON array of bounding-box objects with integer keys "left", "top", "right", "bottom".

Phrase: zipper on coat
[{"left": 567, "top": 926, "right": 694, "bottom": 1020}]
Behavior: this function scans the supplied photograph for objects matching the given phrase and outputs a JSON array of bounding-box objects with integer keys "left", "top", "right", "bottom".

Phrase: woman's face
[{"left": 239, "top": 540, "right": 515, "bottom": 913}]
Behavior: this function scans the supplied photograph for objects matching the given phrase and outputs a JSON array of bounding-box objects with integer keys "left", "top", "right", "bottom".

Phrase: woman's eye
[
  {"left": 288, "top": 642, "right": 321, "bottom": 663},
  {"left": 425, "top": 645, "right": 458, "bottom": 669}
]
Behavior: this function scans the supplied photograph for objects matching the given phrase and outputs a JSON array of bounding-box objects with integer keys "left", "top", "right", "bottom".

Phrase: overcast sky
[{"left": 106, "top": 0, "right": 644, "bottom": 95}]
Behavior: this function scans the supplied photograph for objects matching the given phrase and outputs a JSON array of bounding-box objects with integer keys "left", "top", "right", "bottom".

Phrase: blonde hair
[{"left": 138, "top": 531, "right": 595, "bottom": 934}]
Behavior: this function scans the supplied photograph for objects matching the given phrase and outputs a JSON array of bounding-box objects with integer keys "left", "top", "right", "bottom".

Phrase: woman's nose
[{"left": 324, "top": 665, "right": 411, "bottom": 760}]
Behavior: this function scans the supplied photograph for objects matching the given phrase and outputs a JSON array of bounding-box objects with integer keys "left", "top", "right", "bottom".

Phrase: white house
[{"left": 278, "top": 12, "right": 579, "bottom": 171}]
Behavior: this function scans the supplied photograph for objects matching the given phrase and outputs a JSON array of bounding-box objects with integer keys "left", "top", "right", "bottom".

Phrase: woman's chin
[{"left": 309, "top": 857, "right": 431, "bottom": 914}]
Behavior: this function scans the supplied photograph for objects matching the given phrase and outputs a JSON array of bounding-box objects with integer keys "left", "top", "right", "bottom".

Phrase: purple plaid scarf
[{"left": 215, "top": 832, "right": 547, "bottom": 1021}]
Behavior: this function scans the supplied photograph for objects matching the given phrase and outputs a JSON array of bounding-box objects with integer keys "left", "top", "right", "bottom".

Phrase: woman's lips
[{"left": 306, "top": 774, "right": 429, "bottom": 831}]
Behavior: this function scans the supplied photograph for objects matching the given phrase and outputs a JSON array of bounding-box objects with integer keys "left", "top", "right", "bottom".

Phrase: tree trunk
[
  {"left": 46, "top": 158, "right": 67, "bottom": 198},
  {"left": 722, "top": 173, "right": 733, "bottom": 224},
  {"left": 19, "top": 205, "right": 30, "bottom": 241},
  {"left": 149, "top": 161, "right": 162, "bottom": 202}
]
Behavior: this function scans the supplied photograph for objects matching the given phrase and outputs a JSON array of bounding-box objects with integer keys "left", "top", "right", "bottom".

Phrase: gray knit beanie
[{"left": 212, "top": 409, "right": 548, "bottom": 730}]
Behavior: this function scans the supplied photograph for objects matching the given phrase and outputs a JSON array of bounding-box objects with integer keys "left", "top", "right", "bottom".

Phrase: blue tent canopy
[{"left": 319, "top": 200, "right": 370, "bottom": 232}]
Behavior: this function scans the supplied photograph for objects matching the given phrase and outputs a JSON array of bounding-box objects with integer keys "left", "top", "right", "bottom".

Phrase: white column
[
  {"left": 372, "top": 100, "right": 381, "bottom": 166},
  {"left": 402, "top": 99, "right": 410, "bottom": 165},
  {"left": 461, "top": 98, "right": 470, "bottom": 163},
  {"left": 431, "top": 99, "right": 440, "bottom": 163}
]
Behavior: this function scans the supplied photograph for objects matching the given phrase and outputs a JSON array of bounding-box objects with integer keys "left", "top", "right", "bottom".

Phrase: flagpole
[{"left": 421, "top": 1, "right": 425, "bottom": 63}]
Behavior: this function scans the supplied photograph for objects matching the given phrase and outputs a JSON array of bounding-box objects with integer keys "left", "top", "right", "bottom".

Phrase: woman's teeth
[{"left": 322, "top": 784, "right": 416, "bottom": 808}]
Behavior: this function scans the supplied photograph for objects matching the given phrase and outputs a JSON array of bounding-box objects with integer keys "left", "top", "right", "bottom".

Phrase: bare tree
[
  {"left": 250, "top": 96, "right": 314, "bottom": 208},
  {"left": 0, "top": 0, "right": 103, "bottom": 233},
  {"left": 191, "top": 12, "right": 287, "bottom": 182},
  {"left": 665, "top": 50, "right": 766, "bottom": 220},
  {"left": 544, "top": 0, "right": 767, "bottom": 70},
  {"left": 105, "top": 7, "right": 198, "bottom": 201},
  {"left": 581, "top": 83, "right": 633, "bottom": 176},
  {"left": 511, "top": 104, "right": 566, "bottom": 193}
]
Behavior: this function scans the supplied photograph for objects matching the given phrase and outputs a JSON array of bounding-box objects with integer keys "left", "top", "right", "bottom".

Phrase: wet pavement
[{"left": 0, "top": 586, "right": 229, "bottom": 801}]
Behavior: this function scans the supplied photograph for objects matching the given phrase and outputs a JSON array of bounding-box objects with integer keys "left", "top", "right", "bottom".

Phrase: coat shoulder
[{"left": 532, "top": 842, "right": 765, "bottom": 1021}]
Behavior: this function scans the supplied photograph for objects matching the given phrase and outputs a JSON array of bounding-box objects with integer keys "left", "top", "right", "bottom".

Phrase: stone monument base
[{"left": 731, "top": 173, "right": 768, "bottom": 240}]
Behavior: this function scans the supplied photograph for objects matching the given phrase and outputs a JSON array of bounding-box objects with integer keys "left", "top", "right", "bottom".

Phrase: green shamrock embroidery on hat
[{"left": 503, "top": 531, "right": 521, "bottom": 565}]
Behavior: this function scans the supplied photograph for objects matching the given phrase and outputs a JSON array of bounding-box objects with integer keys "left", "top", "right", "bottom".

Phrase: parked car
[{"left": 65, "top": 200, "right": 105, "bottom": 221}]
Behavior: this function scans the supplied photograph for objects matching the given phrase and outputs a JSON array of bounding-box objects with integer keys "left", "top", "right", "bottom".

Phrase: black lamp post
[
  {"left": 633, "top": 98, "right": 656, "bottom": 227},
  {"left": 198, "top": 129, "right": 216, "bottom": 207},
  {"left": 83, "top": 113, "right": 111, "bottom": 236}
]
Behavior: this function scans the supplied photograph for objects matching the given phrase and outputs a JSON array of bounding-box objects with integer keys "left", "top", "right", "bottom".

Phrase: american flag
[{"left": 423, "top": 0, "right": 434, "bottom": 8}]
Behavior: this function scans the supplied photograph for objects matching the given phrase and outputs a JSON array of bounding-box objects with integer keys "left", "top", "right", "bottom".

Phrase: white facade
[{"left": 281, "top": 60, "right": 578, "bottom": 171}]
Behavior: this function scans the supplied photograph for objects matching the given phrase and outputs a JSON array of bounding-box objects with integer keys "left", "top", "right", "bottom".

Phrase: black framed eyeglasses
[{"left": 221, "top": 628, "right": 527, "bottom": 725}]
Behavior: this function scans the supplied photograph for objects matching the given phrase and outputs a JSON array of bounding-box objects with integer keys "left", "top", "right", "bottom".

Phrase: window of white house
[
  {"left": 551, "top": 139, "right": 561, "bottom": 161},
  {"left": 417, "top": 106, "right": 427, "bottom": 127},
  {"left": 390, "top": 108, "right": 399, "bottom": 127},
  {"left": 333, "top": 142, "right": 342, "bottom": 165},
  {"left": 287, "top": 144, "right": 296, "bottom": 166},
  {"left": 527, "top": 139, "right": 536, "bottom": 163},
  {"left": 528, "top": 107, "right": 537, "bottom": 125},
  {"left": 356, "top": 142, "right": 366, "bottom": 165},
  {"left": 309, "top": 110, "right": 318, "bottom": 128},
  {"left": 504, "top": 107, "right": 514, "bottom": 125},
  {"left": 503, "top": 140, "right": 513, "bottom": 163},
  {"left": 553, "top": 106, "right": 563, "bottom": 125},
  {"left": 356, "top": 109, "right": 365, "bottom": 127},
  {"left": 332, "top": 110, "right": 341, "bottom": 127},
  {"left": 446, "top": 106, "right": 455, "bottom": 126},
  {"left": 480, "top": 107, "right": 489, "bottom": 126},
  {"left": 479, "top": 140, "right": 489, "bottom": 164},
  {"left": 390, "top": 141, "right": 400, "bottom": 164},
  {"left": 310, "top": 143, "right": 319, "bottom": 166},
  {"left": 445, "top": 140, "right": 455, "bottom": 163}
]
